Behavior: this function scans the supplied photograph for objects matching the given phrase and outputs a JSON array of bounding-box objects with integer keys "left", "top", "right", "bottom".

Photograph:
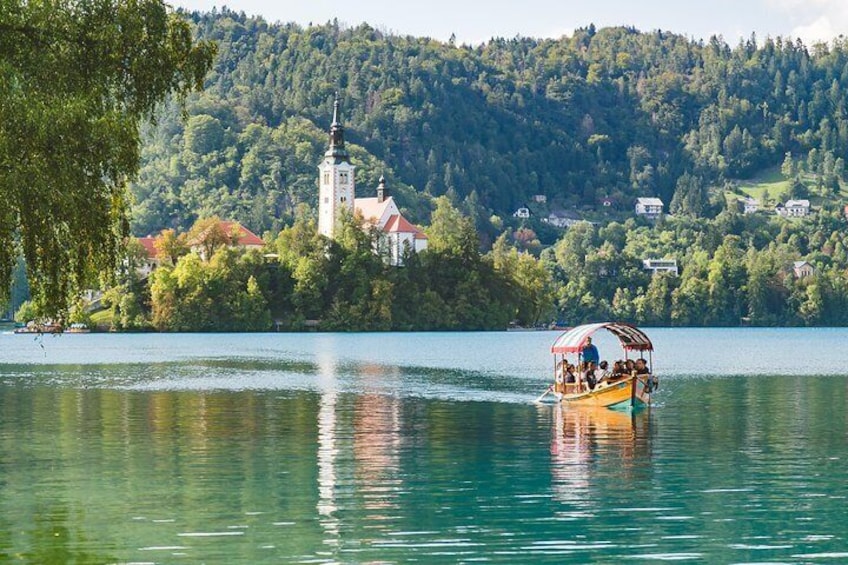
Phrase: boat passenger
[
  {"left": 583, "top": 361, "right": 598, "bottom": 390},
  {"left": 610, "top": 360, "right": 625, "bottom": 380},
  {"left": 635, "top": 358, "right": 650, "bottom": 375},
  {"left": 555, "top": 361, "right": 565, "bottom": 393},
  {"left": 624, "top": 359, "right": 636, "bottom": 376},
  {"left": 595, "top": 360, "right": 610, "bottom": 385}
]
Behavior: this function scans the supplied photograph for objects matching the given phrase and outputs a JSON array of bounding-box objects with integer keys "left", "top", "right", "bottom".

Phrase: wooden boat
[{"left": 536, "top": 322, "right": 658, "bottom": 410}]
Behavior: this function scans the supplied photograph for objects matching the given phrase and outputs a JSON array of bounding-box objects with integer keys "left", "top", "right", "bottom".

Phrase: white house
[
  {"left": 513, "top": 206, "right": 532, "bottom": 219},
  {"left": 532, "top": 194, "right": 547, "bottom": 204},
  {"left": 776, "top": 199, "right": 810, "bottom": 218},
  {"left": 318, "top": 97, "right": 427, "bottom": 266},
  {"left": 740, "top": 197, "right": 759, "bottom": 214},
  {"left": 642, "top": 258, "right": 679, "bottom": 276},
  {"left": 635, "top": 197, "right": 664, "bottom": 219}
]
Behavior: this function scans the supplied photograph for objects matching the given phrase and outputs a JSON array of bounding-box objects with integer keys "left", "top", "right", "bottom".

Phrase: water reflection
[
  {"left": 316, "top": 349, "right": 340, "bottom": 550},
  {"left": 550, "top": 406, "right": 654, "bottom": 505},
  {"left": 353, "top": 364, "right": 403, "bottom": 518}
]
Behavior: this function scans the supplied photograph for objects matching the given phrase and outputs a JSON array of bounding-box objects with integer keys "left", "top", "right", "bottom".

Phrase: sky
[{"left": 172, "top": 0, "right": 848, "bottom": 46}]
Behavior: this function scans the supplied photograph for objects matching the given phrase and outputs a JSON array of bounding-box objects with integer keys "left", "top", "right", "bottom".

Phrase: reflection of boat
[
  {"left": 550, "top": 404, "right": 653, "bottom": 497},
  {"left": 537, "top": 322, "right": 658, "bottom": 409}
]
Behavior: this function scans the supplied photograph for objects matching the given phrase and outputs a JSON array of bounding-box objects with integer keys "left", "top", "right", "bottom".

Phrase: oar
[{"left": 535, "top": 385, "right": 555, "bottom": 403}]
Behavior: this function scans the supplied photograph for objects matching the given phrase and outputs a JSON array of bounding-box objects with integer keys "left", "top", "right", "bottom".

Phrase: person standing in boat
[{"left": 581, "top": 337, "right": 600, "bottom": 367}]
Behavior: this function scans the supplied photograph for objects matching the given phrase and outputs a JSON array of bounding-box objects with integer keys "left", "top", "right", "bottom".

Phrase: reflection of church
[{"left": 318, "top": 97, "right": 427, "bottom": 266}]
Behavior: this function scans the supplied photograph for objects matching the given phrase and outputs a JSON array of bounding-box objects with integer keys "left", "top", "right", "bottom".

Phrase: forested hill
[{"left": 131, "top": 10, "right": 848, "bottom": 236}]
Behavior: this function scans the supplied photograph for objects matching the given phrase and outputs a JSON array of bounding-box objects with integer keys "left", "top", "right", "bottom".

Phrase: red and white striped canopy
[{"left": 551, "top": 322, "right": 654, "bottom": 354}]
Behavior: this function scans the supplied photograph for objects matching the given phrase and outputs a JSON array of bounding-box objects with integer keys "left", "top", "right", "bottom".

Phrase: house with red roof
[
  {"left": 318, "top": 97, "right": 428, "bottom": 266},
  {"left": 135, "top": 236, "right": 161, "bottom": 278},
  {"left": 186, "top": 220, "right": 265, "bottom": 260},
  {"left": 135, "top": 221, "right": 264, "bottom": 274}
]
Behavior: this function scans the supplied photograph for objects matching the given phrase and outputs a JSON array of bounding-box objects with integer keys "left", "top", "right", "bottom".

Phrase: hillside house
[
  {"left": 635, "top": 197, "right": 664, "bottom": 219},
  {"left": 740, "top": 197, "right": 759, "bottom": 214},
  {"left": 642, "top": 258, "right": 679, "bottom": 276},
  {"left": 776, "top": 199, "right": 810, "bottom": 218},
  {"left": 544, "top": 209, "right": 581, "bottom": 228},
  {"left": 793, "top": 261, "right": 815, "bottom": 278}
]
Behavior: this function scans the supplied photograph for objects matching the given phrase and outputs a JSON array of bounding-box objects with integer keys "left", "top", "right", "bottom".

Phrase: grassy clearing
[
  {"left": 734, "top": 166, "right": 791, "bottom": 202},
  {"left": 90, "top": 309, "right": 113, "bottom": 330},
  {"left": 727, "top": 164, "right": 847, "bottom": 209}
]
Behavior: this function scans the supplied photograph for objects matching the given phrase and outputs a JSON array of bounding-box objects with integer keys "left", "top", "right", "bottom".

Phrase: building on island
[
  {"left": 635, "top": 197, "right": 664, "bottom": 219},
  {"left": 135, "top": 220, "right": 264, "bottom": 275},
  {"left": 136, "top": 236, "right": 162, "bottom": 279},
  {"left": 513, "top": 206, "right": 531, "bottom": 219},
  {"left": 642, "top": 258, "right": 679, "bottom": 276},
  {"left": 187, "top": 220, "right": 264, "bottom": 260},
  {"left": 318, "top": 97, "right": 427, "bottom": 266}
]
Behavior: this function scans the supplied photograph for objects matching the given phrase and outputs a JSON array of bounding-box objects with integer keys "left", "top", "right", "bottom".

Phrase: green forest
[
  {"left": 10, "top": 9, "right": 848, "bottom": 329},
  {"left": 130, "top": 12, "right": 848, "bottom": 234}
]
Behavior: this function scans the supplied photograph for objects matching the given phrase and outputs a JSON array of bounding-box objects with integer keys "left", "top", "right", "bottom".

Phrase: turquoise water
[{"left": 0, "top": 329, "right": 847, "bottom": 563}]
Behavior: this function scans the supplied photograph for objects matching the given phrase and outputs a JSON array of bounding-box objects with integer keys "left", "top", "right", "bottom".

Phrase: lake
[{"left": 1, "top": 328, "right": 847, "bottom": 563}]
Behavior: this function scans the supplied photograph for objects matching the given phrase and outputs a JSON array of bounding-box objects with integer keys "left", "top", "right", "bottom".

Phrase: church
[{"left": 318, "top": 98, "right": 427, "bottom": 266}]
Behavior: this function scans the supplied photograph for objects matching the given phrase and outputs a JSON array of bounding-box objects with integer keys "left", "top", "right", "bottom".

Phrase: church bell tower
[{"left": 318, "top": 95, "right": 356, "bottom": 239}]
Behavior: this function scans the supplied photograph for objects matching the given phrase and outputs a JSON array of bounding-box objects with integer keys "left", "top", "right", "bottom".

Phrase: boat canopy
[{"left": 551, "top": 322, "right": 653, "bottom": 354}]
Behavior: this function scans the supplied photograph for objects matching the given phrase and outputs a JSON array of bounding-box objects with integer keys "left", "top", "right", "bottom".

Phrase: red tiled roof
[
  {"left": 219, "top": 221, "right": 264, "bottom": 246},
  {"left": 188, "top": 220, "right": 264, "bottom": 248},
  {"left": 382, "top": 214, "right": 428, "bottom": 239},
  {"left": 137, "top": 236, "right": 158, "bottom": 259}
]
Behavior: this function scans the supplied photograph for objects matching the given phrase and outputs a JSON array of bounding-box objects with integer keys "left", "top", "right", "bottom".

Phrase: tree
[
  {"left": 186, "top": 217, "right": 232, "bottom": 260},
  {"left": 154, "top": 229, "right": 189, "bottom": 266},
  {"left": 780, "top": 152, "right": 795, "bottom": 179},
  {"left": 0, "top": 0, "right": 215, "bottom": 318}
]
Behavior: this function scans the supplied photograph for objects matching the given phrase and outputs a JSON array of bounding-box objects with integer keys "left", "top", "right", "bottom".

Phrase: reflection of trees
[
  {"left": 550, "top": 406, "right": 653, "bottom": 504},
  {"left": 20, "top": 502, "right": 115, "bottom": 564},
  {"left": 0, "top": 382, "right": 330, "bottom": 561}
]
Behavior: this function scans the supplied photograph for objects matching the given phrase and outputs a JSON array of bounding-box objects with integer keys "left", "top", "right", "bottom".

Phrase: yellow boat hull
[{"left": 562, "top": 375, "right": 651, "bottom": 409}]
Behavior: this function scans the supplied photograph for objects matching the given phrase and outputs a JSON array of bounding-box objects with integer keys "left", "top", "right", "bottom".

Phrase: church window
[
  {"left": 323, "top": 197, "right": 329, "bottom": 204},
  {"left": 339, "top": 172, "right": 349, "bottom": 184},
  {"left": 323, "top": 172, "right": 330, "bottom": 185},
  {"left": 340, "top": 196, "right": 347, "bottom": 203}
]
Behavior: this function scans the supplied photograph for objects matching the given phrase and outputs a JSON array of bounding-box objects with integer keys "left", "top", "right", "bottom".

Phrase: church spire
[
  {"left": 326, "top": 93, "right": 349, "bottom": 161},
  {"left": 377, "top": 174, "right": 387, "bottom": 203}
]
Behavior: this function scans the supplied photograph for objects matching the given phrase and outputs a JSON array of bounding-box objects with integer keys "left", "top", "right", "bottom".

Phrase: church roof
[
  {"left": 355, "top": 196, "right": 394, "bottom": 223},
  {"left": 383, "top": 214, "right": 428, "bottom": 239}
]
